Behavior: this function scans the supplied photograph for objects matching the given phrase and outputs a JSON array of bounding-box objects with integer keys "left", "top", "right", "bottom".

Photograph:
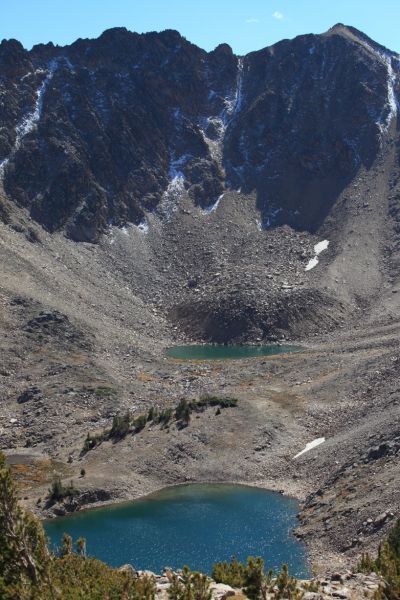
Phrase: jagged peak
[
  {"left": 327, "top": 22, "right": 351, "bottom": 34},
  {"left": 157, "top": 28, "right": 185, "bottom": 41},
  {"left": 211, "top": 43, "right": 234, "bottom": 57},
  {"left": 98, "top": 26, "right": 131, "bottom": 40},
  {"left": 0, "top": 38, "right": 27, "bottom": 53},
  {"left": 325, "top": 23, "right": 398, "bottom": 58}
]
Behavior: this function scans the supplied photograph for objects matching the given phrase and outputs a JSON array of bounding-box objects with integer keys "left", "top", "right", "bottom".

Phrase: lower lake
[
  {"left": 166, "top": 345, "right": 302, "bottom": 360},
  {"left": 44, "top": 483, "right": 310, "bottom": 577}
]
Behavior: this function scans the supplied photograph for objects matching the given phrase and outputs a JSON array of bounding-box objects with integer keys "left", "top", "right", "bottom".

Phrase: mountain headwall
[{"left": 0, "top": 24, "right": 398, "bottom": 241}]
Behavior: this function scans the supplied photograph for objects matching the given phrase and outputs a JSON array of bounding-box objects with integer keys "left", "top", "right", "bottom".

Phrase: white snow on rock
[
  {"left": 199, "top": 58, "right": 245, "bottom": 188},
  {"left": 0, "top": 59, "right": 60, "bottom": 181},
  {"left": 305, "top": 239, "right": 330, "bottom": 271},
  {"left": 363, "top": 43, "right": 399, "bottom": 134},
  {"left": 314, "top": 239, "right": 329, "bottom": 254},
  {"left": 158, "top": 154, "right": 189, "bottom": 220},
  {"left": 137, "top": 219, "right": 149, "bottom": 233},
  {"left": 0, "top": 158, "right": 9, "bottom": 179},
  {"left": 383, "top": 54, "right": 398, "bottom": 129},
  {"left": 198, "top": 116, "right": 225, "bottom": 163},
  {"left": 203, "top": 194, "right": 224, "bottom": 214},
  {"left": 293, "top": 437, "right": 325, "bottom": 459},
  {"left": 305, "top": 257, "right": 319, "bottom": 271},
  {"left": 224, "top": 57, "right": 244, "bottom": 116}
]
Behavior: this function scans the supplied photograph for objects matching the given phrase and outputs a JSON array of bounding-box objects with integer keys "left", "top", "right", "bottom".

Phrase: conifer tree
[{"left": 0, "top": 452, "right": 51, "bottom": 595}]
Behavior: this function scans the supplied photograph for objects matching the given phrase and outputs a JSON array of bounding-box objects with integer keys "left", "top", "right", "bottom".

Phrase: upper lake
[
  {"left": 45, "top": 483, "right": 310, "bottom": 577},
  {"left": 166, "top": 345, "right": 302, "bottom": 360}
]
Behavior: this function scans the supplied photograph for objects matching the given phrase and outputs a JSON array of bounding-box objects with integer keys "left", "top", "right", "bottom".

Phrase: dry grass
[{"left": 11, "top": 459, "right": 72, "bottom": 490}]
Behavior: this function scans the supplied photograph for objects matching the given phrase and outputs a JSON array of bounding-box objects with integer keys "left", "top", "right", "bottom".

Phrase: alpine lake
[
  {"left": 45, "top": 484, "right": 310, "bottom": 577},
  {"left": 166, "top": 344, "right": 302, "bottom": 360},
  {"left": 46, "top": 346, "right": 309, "bottom": 576}
]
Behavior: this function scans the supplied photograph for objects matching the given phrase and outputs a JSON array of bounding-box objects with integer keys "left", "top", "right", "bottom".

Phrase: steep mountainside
[
  {"left": 0, "top": 24, "right": 399, "bottom": 240},
  {"left": 0, "top": 24, "right": 399, "bottom": 572}
]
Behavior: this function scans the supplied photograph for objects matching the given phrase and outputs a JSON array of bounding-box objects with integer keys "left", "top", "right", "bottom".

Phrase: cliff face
[{"left": 0, "top": 24, "right": 398, "bottom": 241}]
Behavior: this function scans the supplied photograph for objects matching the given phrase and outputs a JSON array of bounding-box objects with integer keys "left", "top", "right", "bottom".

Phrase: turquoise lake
[
  {"left": 166, "top": 345, "right": 302, "bottom": 360},
  {"left": 44, "top": 484, "right": 310, "bottom": 577}
]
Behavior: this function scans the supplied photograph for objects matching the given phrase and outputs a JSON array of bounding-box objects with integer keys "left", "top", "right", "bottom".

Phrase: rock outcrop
[{"left": 0, "top": 24, "right": 398, "bottom": 241}]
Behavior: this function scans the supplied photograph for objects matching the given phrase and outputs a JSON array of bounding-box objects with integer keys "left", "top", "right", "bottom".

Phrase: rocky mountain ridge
[{"left": 0, "top": 23, "right": 398, "bottom": 241}]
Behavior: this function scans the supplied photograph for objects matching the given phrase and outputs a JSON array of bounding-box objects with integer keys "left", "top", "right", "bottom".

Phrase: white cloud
[
  {"left": 245, "top": 18, "right": 260, "bottom": 23},
  {"left": 272, "top": 11, "right": 284, "bottom": 20}
]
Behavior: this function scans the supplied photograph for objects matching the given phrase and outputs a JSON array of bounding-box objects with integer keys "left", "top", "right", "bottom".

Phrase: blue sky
[{"left": 1, "top": 0, "right": 399, "bottom": 54}]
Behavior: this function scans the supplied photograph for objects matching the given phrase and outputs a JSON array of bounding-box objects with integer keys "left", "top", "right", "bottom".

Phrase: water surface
[
  {"left": 45, "top": 483, "right": 309, "bottom": 577},
  {"left": 166, "top": 345, "right": 302, "bottom": 360}
]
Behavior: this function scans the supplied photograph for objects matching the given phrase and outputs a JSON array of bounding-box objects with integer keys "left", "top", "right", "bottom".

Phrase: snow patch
[
  {"left": 158, "top": 155, "right": 189, "bottom": 220},
  {"left": 293, "top": 437, "right": 325, "bottom": 459},
  {"left": 137, "top": 219, "right": 149, "bottom": 233},
  {"left": 169, "top": 154, "right": 192, "bottom": 177},
  {"left": 384, "top": 55, "right": 398, "bottom": 128},
  {"left": 203, "top": 194, "right": 224, "bottom": 214},
  {"left": 305, "top": 257, "right": 319, "bottom": 271},
  {"left": 314, "top": 239, "right": 329, "bottom": 254},
  {"left": 0, "top": 59, "right": 60, "bottom": 181},
  {"left": 224, "top": 57, "right": 244, "bottom": 117},
  {"left": 198, "top": 116, "right": 225, "bottom": 163},
  {"left": 375, "top": 52, "right": 398, "bottom": 134},
  {"left": 364, "top": 44, "right": 399, "bottom": 134},
  {"left": 199, "top": 57, "right": 245, "bottom": 177},
  {"left": 305, "top": 239, "right": 329, "bottom": 271}
]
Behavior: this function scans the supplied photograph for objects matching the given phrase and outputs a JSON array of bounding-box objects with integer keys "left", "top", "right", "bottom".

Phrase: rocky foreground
[{"left": 134, "top": 568, "right": 384, "bottom": 600}]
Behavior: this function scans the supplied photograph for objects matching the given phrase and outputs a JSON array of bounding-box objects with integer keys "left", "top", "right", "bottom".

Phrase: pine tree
[{"left": 0, "top": 452, "right": 52, "bottom": 595}]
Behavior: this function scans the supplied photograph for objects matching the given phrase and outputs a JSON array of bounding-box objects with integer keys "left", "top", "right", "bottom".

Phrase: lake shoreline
[
  {"left": 41, "top": 476, "right": 342, "bottom": 575},
  {"left": 44, "top": 481, "right": 312, "bottom": 577},
  {"left": 42, "top": 477, "right": 311, "bottom": 522},
  {"left": 166, "top": 344, "right": 304, "bottom": 360}
]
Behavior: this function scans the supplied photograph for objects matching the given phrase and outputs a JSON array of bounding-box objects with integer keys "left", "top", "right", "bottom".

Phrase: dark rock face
[
  {"left": 170, "top": 288, "right": 346, "bottom": 343},
  {"left": 0, "top": 24, "right": 398, "bottom": 240}
]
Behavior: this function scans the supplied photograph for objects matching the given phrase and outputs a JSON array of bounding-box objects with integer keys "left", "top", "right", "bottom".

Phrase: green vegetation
[
  {"left": 9, "top": 450, "right": 396, "bottom": 599},
  {"left": 109, "top": 412, "right": 131, "bottom": 440},
  {"left": 81, "top": 412, "right": 132, "bottom": 454},
  {"left": 211, "top": 556, "right": 247, "bottom": 588},
  {"left": 156, "top": 408, "right": 174, "bottom": 427},
  {"left": 194, "top": 395, "right": 238, "bottom": 409},
  {"left": 82, "top": 431, "right": 107, "bottom": 453},
  {"left": 82, "top": 396, "right": 238, "bottom": 453},
  {"left": 357, "top": 519, "right": 400, "bottom": 599},
  {"left": 47, "top": 477, "right": 78, "bottom": 505},
  {"left": 133, "top": 414, "right": 147, "bottom": 433},
  {"left": 0, "top": 453, "right": 215, "bottom": 599},
  {"left": 83, "top": 386, "right": 117, "bottom": 398},
  {"left": 147, "top": 406, "right": 156, "bottom": 422},
  {"left": 175, "top": 398, "right": 191, "bottom": 426},
  {"left": 0, "top": 450, "right": 157, "bottom": 599},
  {"left": 212, "top": 557, "right": 302, "bottom": 600},
  {"left": 167, "top": 566, "right": 212, "bottom": 600}
]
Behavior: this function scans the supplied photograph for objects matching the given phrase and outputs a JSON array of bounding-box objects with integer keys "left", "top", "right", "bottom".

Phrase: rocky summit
[{"left": 0, "top": 23, "right": 399, "bottom": 575}]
